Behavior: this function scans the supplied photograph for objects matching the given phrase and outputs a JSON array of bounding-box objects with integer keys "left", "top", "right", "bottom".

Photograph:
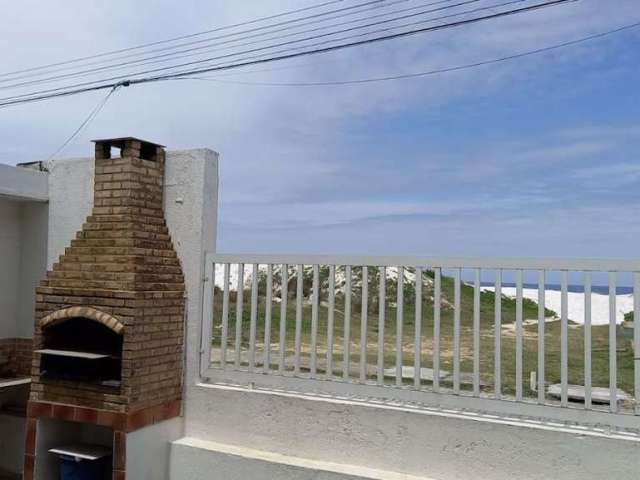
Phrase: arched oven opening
[{"left": 38, "top": 317, "right": 123, "bottom": 387}]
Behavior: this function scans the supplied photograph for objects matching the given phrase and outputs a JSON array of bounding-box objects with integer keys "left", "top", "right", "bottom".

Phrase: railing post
[
  {"left": 515, "top": 270, "right": 523, "bottom": 402},
  {"left": 494, "top": 269, "right": 502, "bottom": 399},
  {"left": 377, "top": 267, "right": 386, "bottom": 385},
  {"left": 396, "top": 267, "right": 404, "bottom": 386},
  {"left": 199, "top": 255, "right": 215, "bottom": 378},
  {"left": 609, "top": 272, "right": 617, "bottom": 413},
  {"left": 453, "top": 268, "right": 461, "bottom": 394},
  {"left": 343, "top": 265, "right": 352, "bottom": 380},
  {"left": 278, "top": 264, "right": 288, "bottom": 374},
  {"left": 473, "top": 269, "right": 480, "bottom": 397},
  {"left": 560, "top": 271, "right": 568, "bottom": 407},
  {"left": 537, "top": 270, "right": 545, "bottom": 404},
  {"left": 234, "top": 264, "right": 245, "bottom": 369},
  {"left": 248, "top": 264, "right": 258, "bottom": 372},
  {"left": 263, "top": 265, "right": 273, "bottom": 373},
  {"left": 327, "top": 265, "right": 336, "bottom": 379},
  {"left": 414, "top": 267, "right": 423, "bottom": 389},
  {"left": 294, "top": 264, "right": 304, "bottom": 375},
  {"left": 634, "top": 272, "right": 640, "bottom": 415},
  {"left": 584, "top": 272, "right": 592, "bottom": 409},
  {"left": 360, "top": 266, "right": 369, "bottom": 383},
  {"left": 433, "top": 268, "right": 441, "bottom": 393},
  {"left": 311, "top": 264, "right": 319, "bottom": 378}
]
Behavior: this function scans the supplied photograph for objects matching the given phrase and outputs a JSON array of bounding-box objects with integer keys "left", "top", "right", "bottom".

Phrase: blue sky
[{"left": 1, "top": 0, "right": 639, "bottom": 258}]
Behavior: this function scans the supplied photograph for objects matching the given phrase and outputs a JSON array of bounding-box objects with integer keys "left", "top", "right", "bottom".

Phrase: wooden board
[
  {"left": 0, "top": 377, "right": 31, "bottom": 389},
  {"left": 49, "top": 444, "right": 111, "bottom": 461},
  {"left": 35, "top": 349, "right": 109, "bottom": 360}
]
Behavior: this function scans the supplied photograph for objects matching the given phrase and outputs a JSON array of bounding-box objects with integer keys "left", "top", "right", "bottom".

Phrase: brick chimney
[{"left": 25, "top": 138, "right": 185, "bottom": 480}]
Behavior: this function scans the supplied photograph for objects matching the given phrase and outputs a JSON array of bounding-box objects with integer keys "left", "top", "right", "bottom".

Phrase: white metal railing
[{"left": 200, "top": 254, "right": 640, "bottom": 429}]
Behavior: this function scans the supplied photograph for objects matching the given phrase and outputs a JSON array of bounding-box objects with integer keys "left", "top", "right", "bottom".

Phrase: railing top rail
[{"left": 208, "top": 253, "right": 640, "bottom": 272}]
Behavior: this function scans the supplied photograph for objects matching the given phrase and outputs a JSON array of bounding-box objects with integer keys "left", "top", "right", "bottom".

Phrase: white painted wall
[
  {"left": 127, "top": 417, "right": 184, "bottom": 480},
  {"left": 162, "top": 149, "right": 219, "bottom": 398},
  {"left": 0, "top": 199, "right": 48, "bottom": 339},
  {"left": 182, "top": 384, "right": 640, "bottom": 480},
  {"left": 0, "top": 164, "right": 49, "bottom": 340},
  {"left": 0, "top": 199, "right": 21, "bottom": 338},
  {"left": 17, "top": 202, "right": 48, "bottom": 337},
  {"left": 45, "top": 157, "right": 94, "bottom": 269}
]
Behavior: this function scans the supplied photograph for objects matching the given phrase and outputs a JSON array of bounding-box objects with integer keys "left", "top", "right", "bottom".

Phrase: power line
[
  {"left": 0, "top": 0, "right": 578, "bottom": 108},
  {"left": 0, "top": 0, "right": 513, "bottom": 101},
  {"left": 179, "top": 21, "right": 640, "bottom": 86},
  {"left": 46, "top": 85, "right": 121, "bottom": 161},
  {"left": 0, "top": 0, "right": 351, "bottom": 79},
  {"left": 0, "top": 0, "right": 462, "bottom": 91},
  {"left": 130, "top": 0, "right": 582, "bottom": 81},
  {"left": 0, "top": 0, "right": 398, "bottom": 84},
  {"left": 0, "top": 0, "right": 568, "bottom": 103}
]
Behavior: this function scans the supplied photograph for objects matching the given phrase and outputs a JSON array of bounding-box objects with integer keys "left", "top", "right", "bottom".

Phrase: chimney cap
[{"left": 91, "top": 136, "right": 165, "bottom": 149}]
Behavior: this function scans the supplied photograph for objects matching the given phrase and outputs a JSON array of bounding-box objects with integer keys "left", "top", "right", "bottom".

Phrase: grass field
[{"left": 211, "top": 266, "right": 635, "bottom": 399}]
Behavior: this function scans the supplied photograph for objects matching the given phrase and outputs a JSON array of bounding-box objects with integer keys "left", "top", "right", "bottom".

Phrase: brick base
[{"left": 24, "top": 399, "right": 181, "bottom": 480}]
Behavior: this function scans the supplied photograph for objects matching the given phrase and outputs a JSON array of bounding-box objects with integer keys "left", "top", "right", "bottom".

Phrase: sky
[{"left": 1, "top": 0, "right": 639, "bottom": 259}]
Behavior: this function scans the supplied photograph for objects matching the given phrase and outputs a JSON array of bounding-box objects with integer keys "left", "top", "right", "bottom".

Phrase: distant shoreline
[{"left": 480, "top": 282, "right": 632, "bottom": 296}]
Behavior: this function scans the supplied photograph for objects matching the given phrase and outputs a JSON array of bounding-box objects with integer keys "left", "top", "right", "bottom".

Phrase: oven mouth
[{"left": 37, "top": 312, "right": 124, "bottom": 388}]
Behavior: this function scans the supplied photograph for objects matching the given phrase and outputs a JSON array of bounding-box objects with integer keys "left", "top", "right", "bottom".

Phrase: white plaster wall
[
  {"left": 127, "top": 417, "right": 184, "bottom": 480},
  {"left": 45, "top": 157, "right": 94, "bottom": 269},
  {"left": 0, "top": 199, "right": 21, "bottom": 338},
  {"left": 162, "top": 149, "right": 219, "bottom": 399},
  {"left": 17, "top": 202, "right": 48, "bottom": 337},
  {"left": 184, "top": 385, "right": 640, "bottom": 480}
]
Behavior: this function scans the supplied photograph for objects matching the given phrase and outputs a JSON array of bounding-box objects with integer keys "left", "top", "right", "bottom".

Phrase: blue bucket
[{"left": 59, "top": 455, "right": 109, "bottom": 480}]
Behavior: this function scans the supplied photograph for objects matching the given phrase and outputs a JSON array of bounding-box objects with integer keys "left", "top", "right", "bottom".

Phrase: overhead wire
[
  {"left": 0, "top": 0, "right": 566, "bottom": 104},
  {"left": 0, "top": 0, "right": 462, "bottom": 90},
  {"left": 45, "top": 84, "right": 121, "bottom": 161},
  {"left": 0, "top": 0, "right": 351, "bottom": 79},
  {"left": 0, "top": 0, "right": 408, "bottom": 84},
  {"left": 0, "top": 0, "right": 579, "bottom": 108},
  {"left": 178, "top": 21, "right": 640, "bottom": 87}
]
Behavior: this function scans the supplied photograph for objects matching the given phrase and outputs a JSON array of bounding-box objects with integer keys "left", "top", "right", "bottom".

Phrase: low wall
[{"left": 181, "top": 383, "right": 640, "bottom": 480}]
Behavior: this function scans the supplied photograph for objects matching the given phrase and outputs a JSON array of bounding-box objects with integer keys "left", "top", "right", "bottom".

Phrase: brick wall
[{"left": 0, "top": 337, "right": 33, "bottom": 377}]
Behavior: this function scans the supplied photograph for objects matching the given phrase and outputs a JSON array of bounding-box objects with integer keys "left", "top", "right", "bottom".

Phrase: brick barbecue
[{"left": 24, "top": 138, "right": 185, "bottom": 480}]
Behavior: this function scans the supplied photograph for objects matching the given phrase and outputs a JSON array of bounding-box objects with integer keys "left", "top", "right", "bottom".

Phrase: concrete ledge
[
  {"left": 170, "top": 437, "right": 432, "bottom": 480},
  {"left": 0, "top": 164, "right": 48, "bottom": 202}
]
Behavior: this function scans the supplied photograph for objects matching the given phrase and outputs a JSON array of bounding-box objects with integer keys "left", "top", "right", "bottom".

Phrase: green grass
[{"left": 211, "top": 266, "right": 635, "bottom": 398}]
